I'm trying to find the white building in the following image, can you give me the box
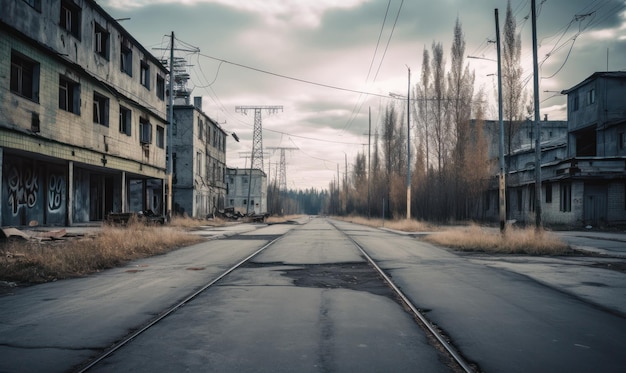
[226,168,267,215]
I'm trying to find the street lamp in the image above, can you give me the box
[389,65,411,220]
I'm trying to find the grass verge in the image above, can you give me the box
[425,225,572,255]
[337,216,572,255]
[1,220,205,284]
[337,215,434,232]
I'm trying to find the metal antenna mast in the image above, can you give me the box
[235,106,283,172]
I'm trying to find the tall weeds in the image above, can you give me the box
[1,221,204,283]
[424,225,571,255]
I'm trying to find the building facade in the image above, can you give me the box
[226,168,267,215]
[482,72,626,227]
[1,0,168,226]
[171,97,227,218]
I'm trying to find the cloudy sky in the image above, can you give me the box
[100,0,626,191]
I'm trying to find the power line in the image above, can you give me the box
[197,52,394,100]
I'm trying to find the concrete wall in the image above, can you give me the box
[171,105,227,218]
[226,168,267,214]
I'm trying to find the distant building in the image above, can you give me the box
[0,0,168,226]
[171,97,227,218]
[482,72,626,226]
[226,168,267,215]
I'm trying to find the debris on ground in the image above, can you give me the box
[106,210,165,225]
[1,227,67,241]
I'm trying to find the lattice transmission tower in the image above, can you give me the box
[235,106,283,172]
[267,146,298,191]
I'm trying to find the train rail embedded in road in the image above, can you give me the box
[329,219,476,373]
[75,236,284,373]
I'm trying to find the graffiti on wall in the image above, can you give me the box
[5,163,66,216]
[6,164,38,216]
[48,174,65,211]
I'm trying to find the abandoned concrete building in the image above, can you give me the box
[171,97,227,218]
[226,168,267,215]
[482,72,626,227]
[0,0,168,226]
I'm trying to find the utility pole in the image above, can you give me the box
[406,66,411,220]
[166,31,174,222]
[368,107,371,219]
[236,106,283,214]
[531,0,543,229]
[495,9,507,234]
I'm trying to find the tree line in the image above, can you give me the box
[270,2,527,222]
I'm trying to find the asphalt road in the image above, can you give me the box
[1,217,625,372]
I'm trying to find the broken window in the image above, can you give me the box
[60,0,81,38]
[94,23,109,59]
[93,91,109,126]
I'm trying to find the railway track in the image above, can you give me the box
[76,220,475,372]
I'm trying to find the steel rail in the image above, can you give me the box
[76,236,283,373]
[330,220,475,373]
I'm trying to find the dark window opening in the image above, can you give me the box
[587,88,595,105]
[560,183,572,212]
[545,183,552,203]
[517,189,523,213]
[59,75,80,114]
[93,91,109,126]
[94,23,109,59]
[10,51,39,101]
[121,45,132,76]
[575,127,597,156]
[140,60,150,89]
[156,125,164,149]
[140,117,152,144]
[156,75,165,100]
[60,0,81,38]
[31,112,40,132]
[119,105,131,136]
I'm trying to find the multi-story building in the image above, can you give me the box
[171,97,227,218]
[226,168,267,215]
[482,72,626,227]
[0,0,168,226]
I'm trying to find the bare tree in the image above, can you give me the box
[430,41,447,173]
[447,18,475,219]
[502,0,526,159]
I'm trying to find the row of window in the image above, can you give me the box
[194,151,225,183]
[55,0,165,98]
[197,117,226,151]
[10,49,164,149]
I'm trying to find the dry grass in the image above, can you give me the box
[424,225,572,255]
[1,221,204,283]
[266,215,305,224]
[337,216,434,232]
[169,215,226,228]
